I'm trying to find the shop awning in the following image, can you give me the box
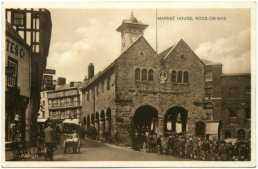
[37,118,48,123]
[63,119,80,125]
[71,119,80,125]
[225,138,237,144]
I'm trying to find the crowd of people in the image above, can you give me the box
[132,132,251,161]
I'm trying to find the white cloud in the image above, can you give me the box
[47,18,120,82]
[195,29,250,73]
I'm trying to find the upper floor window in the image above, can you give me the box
[135,68,140,81]
[229,109,237,118]
[205,87,213,98]
[177,71,183,83]
[142,69,147,81]
[148,69,154,81]
[101,81,104,93]
[86,91,89,101]
[96,85,99,96]
[183,71,189,84]
[106,77,110,90]
[6,58,17,87]
[171,70,177,82]
[60,99,64,107]
[205,70,213,82]
[70,98,73,105]
[229,87,238,98]
[135,68,155,82]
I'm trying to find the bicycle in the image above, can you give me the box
[12,141,23,160]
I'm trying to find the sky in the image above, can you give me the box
[46,8,251,83]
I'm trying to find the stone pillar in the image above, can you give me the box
[95,120,99,135]
[158,117,164,135]
[99,118,105,138]
[91,120,94,126]
[182,121,187,133]
[154,117,158,134]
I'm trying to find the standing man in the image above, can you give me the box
[43,121,56,161]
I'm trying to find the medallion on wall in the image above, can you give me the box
[159,71,167,84]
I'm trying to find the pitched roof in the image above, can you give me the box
[201,59,222,66]
[81,36,156,90]
[158,45,174,59]
[80,62,115,89]
[158,39,205,66]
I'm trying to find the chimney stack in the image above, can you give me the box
[57,77,66,85]
[88,63,94,79]
[70,81,74,87]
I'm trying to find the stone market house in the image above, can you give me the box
[80,13,209,145]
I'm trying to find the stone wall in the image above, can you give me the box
[81,68,117,135]
[115,38,207,144]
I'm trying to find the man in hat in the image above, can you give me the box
[43,121,56,161]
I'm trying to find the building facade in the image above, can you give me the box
[47,82,82,122]
[81,13,210,145]
[5,22,31,143]
[220,74,251,140]
[37,91,49,120]
[6,8,52,140]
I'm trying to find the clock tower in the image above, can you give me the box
[116,12,148,53]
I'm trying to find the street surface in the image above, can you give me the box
[30,139,192,161]
[54,139,192,161]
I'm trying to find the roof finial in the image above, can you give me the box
[131,11,134,18]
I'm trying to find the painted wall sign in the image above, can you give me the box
[6,39,26,59]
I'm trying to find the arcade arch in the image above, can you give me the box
[164,106,188,134]
[133,105,158,135]
[105,108,111,135]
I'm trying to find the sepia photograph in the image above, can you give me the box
[2,2,256,167]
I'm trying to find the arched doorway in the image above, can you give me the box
[91,113,95,126]
[99,110,105,138]
[105,108,111,135]
[164,106,188,134]
[95,112,100,135]
[237,129,246,139]
[86,115,90,131]
[83,116,86,125]
[225,131,231,139]
[134,105,158,135]
[195,121,205,136]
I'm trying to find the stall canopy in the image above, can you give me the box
[206,121,219,135]
[225,138,237,144]
[63,119,80,125]
[37,118,48,123]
